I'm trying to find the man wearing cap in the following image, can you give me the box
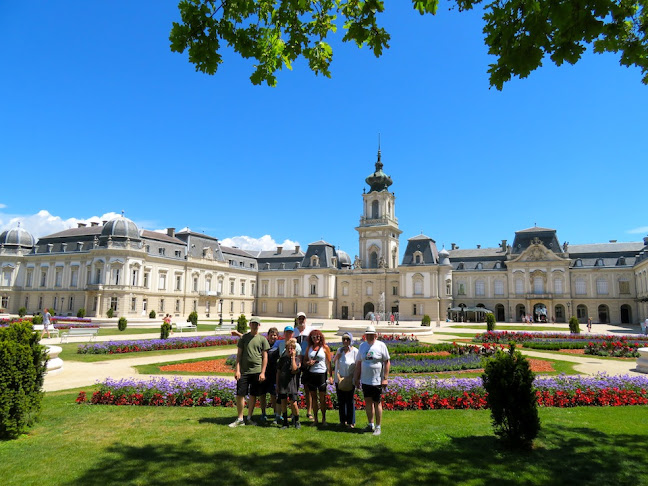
[229,317,270,427]
[278,325,302,356]
[354,325,390,436]
[294,311,315,419]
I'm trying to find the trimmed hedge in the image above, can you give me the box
[0,322,48,439]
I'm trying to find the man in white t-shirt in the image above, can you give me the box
[294,312,314,419]
[354,325,390,436]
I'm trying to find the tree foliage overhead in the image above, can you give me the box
[170,0,648,88]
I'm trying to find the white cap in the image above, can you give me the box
[364,325,377,334]
[249,317,261,325]
[296,312,306,318]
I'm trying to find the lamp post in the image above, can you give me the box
[219,299,223,325]
[567,301,571,319]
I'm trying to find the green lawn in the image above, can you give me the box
[2,391,647,485]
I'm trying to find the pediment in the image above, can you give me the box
[508,242,566,263]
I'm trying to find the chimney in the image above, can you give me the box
[609,240,617,243]
[477,245,481,249]
[77,223,86,228]
[90,222,99,227]
[451,243,456,250]
[501,239,507,249]
[102,220,107,225]
[167,228,175,237]
[644,236,648,246]
[295,245,301,254]
[277,246,283,254]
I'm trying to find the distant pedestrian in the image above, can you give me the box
[41,308,53,339]
[643,317,648,335]
[390,314,395,325]
[587,317,592,333]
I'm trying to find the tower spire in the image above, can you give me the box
[376,133,382,170]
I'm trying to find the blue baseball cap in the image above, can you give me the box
[284,325,294,332]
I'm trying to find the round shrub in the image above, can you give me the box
[187,311,198,327]
[486,313,496,331]
[77,308,86,318]
[160,323,171,339]
[118,317,127,331]
[569,316,581,334]
[421,314,431,326]
[32,314,43,325]
[149,310,156,319]
[18,307,27,318]
[482,344,540,449]
[236,314,248,334]
[106,308,114,319]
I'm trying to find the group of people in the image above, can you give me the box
[230,312,390,436]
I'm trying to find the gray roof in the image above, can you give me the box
[511,227,561,254]
[100,217,141,240]
[141,230,185,245]
[568,242,644,255]
[448,248,505,259]
[301,241,340,269]
[221,246,256,258]
[42,226,102,239]
[401,235,439,265]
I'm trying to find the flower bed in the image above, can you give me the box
[477,330,648,344]
[77,335,239,354]
[478,331,647,357]
[76,373,648,410]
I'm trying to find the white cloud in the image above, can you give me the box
[627,226,648,235]
[220,235,300,252]
[0,210,132,239]
[0,204,6,209]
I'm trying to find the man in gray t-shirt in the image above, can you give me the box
[354,325,390,436]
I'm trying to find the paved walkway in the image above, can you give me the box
[42,319,646,392]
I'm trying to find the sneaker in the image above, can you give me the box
[229,418,245,428]
[364,424,375,433]
[245,418,257,426]
[260,414,267,422]
[294,421,301,429]
[281,423,289,429]
[372,426,382,436]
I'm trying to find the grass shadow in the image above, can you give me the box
[66,422,648,486]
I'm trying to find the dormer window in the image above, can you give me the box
[494,262,501,269]
[476,262,483,270]
[413,250,423,264]
[574,259,583,267]
[595,258,604,267]
[457,262,464,270]
[311,255,319,267]
[617,257,626,266]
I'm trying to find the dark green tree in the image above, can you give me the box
[118,317,128,332]
[482,344,540,448]
[187,311,199,327]
[170,0,648,89]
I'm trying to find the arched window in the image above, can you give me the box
[371,200,379,219]
[370,252,378,268]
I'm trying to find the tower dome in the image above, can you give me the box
[365,149,393,193]
[438,247,451,265]
[337,249,352,268]
[100,215,141,241]
[0,225,35,248]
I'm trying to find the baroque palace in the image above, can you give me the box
[1,153,648,325]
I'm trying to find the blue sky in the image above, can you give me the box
[1,1,646,256]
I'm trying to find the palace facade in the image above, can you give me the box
[1,152,648,324]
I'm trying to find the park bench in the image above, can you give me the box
[311,322,324,329]
[174,322,198,333]
[32,324,60,338]
[60,328,100,343]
